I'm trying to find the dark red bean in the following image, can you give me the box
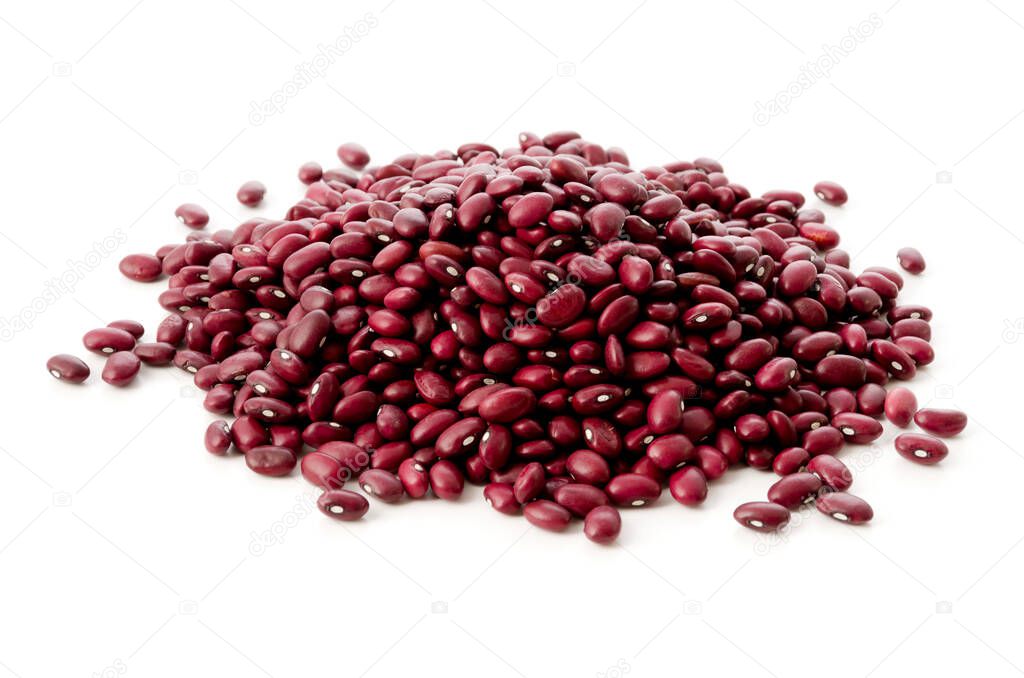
[47,354,90,383]
[605,473,661,507]
[832,412,883,444]
[120,254,163,282]
[896,247,925,274]
[767,472,822,509]
[83,328,136,355]
[668,467,708,506]
[807,454,852,491]
[884,387,917,427]
[484,483,520,515]
[337,142,370,170]
[245,445,296,476]
[102,351,141,386]
[813,180,848,206]
[429,460,464,499]
[894,433,948,464]
[236,180,266,206]
[358,469,404,502]
[583,505,621,544]
[733,501,790,532]
[175,203,209,229]
[523,499,572,531]
[318,489,369,520]
[816,492,872,524]
[513,462,546,503]
[553,483,609,517]
[913,408,967,437]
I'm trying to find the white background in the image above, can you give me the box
[1,1,1021,676]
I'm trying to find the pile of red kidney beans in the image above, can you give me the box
[46,131,967,543]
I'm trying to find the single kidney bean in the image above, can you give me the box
[236,180,266,206]
[317,489,369,521]
[913,408,967,437]
[83,327,136,355]
[896,247,925,274]
[584,505,621,544]
[398,458,430,499]
[359,469,404,502]
[553,483,609,517]
[47,354,90,383]
[884,387,917,427]
[767,472,822,509]
[605,473,661,507]
[773,447,810,475]
[523,500,572,531]
[813,180,848,206]
[175,203,209,229]
[733,501,790,532]
[832,412,883,444]
[816,492,872,524]
[668,467,708,506]
[245,445,296,476]
[807,454,852,490]
[894,433,948,464]
[429,460,464,499]
[513,462,546,503]
[102,351,141,386]
[120,254,163,281]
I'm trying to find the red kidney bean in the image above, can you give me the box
[245,445,296,476]
[773,447,810,475]
[895,432,948,464]
[913,408,967,437]
[813,180,848,206]
[523,499,572,531]
[668,467,707,506]
[807,454,852,491]
[47,354,90,383]
[832,412,883,444]
[67,131,962,541]
[584,505,621,544]
[767,472,822,509]
[236,180,266,206]
[884,387,917,427]
[398,458,429,498]
[337,142,370,170]
[102,351,141,386]
[733,501,790,532]
[318,489,369,520]
[120,254,163,282]
[605,473,661,507]
[816,492,872,524]
[175,203,209,229]
[484,483,519,515]
[359,469,404,502]
[513,462,546,503]
[429,460,464,499]
[553,483,609,517]
[896,247,925,274]
[83,327,136,355]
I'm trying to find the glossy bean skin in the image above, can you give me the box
[767,473,822,509]
[894,433,948,464]
[583,505,621,544]
[71,130,960,539]
[523,500,572,531]
[102,352,141,386]
[884,387,917,427]
[816,492,873,524]
[813,180,848,206]
[733,501,790,532]
[913,408,967,437]
[318,489,369,520]
[47,354,90,383]
[668,467,708,506]
[896,247,925,274]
